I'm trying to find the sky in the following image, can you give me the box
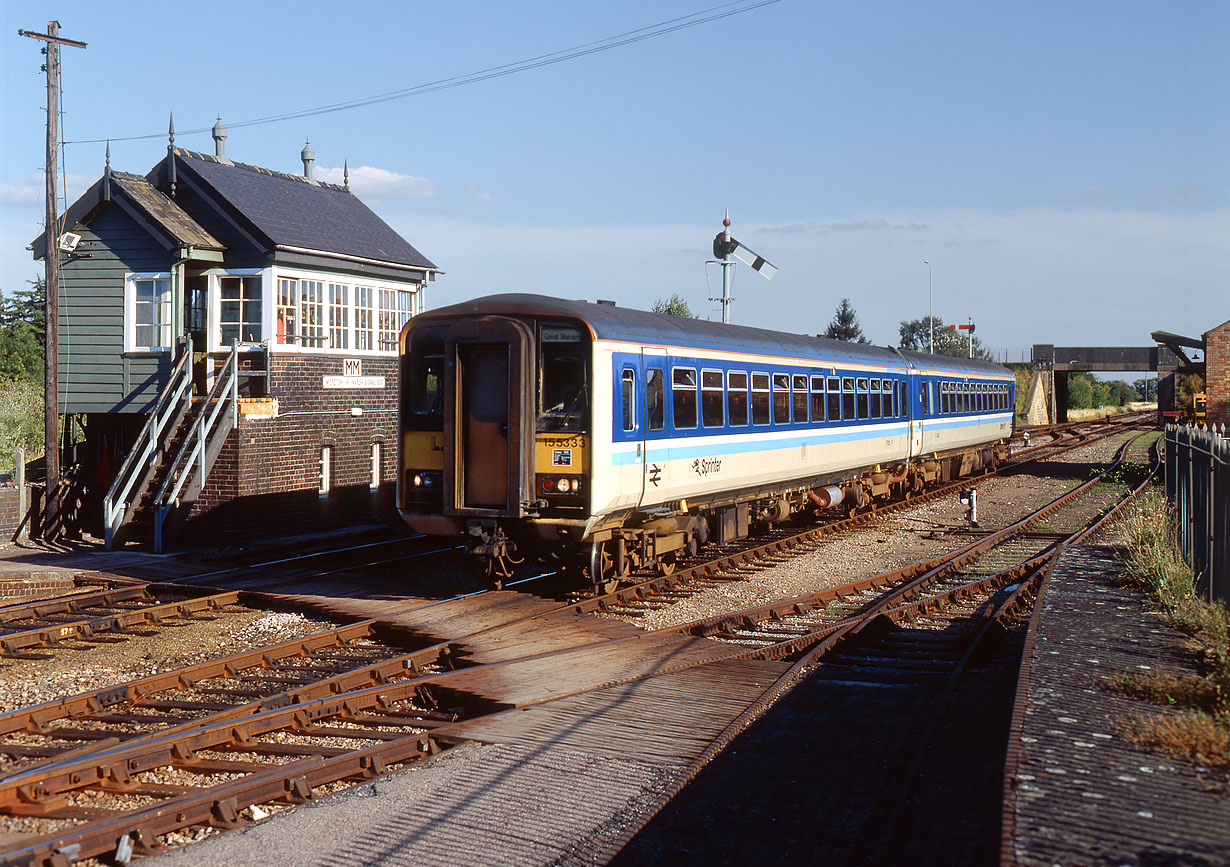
[1,1,1227,360]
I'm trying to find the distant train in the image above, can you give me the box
[398,294,1014,590]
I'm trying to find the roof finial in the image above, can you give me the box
[343,159,349,191]
[211,114,231,164]
[300,139,317,184]
[103,139,112,202]
[167,112,177,197]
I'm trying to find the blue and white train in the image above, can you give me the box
[398,294,1015,588]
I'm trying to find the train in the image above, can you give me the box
[398,294,1015,590]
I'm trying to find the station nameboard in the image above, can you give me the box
[323,375,386,389]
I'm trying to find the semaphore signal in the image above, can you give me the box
[708,210,777,325]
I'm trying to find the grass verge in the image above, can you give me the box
[1107,492,1229,771]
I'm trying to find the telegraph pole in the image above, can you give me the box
[19,21,87,539]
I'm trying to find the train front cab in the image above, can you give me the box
[399,314,592,580]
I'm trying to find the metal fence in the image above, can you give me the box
[1164,423,1229,604]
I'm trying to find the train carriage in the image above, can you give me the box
[399,294,1014,589]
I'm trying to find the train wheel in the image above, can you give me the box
[657,552,677,577]
[588,541,625,595]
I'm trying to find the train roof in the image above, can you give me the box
[419,294,1010,377]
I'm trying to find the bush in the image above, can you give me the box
[0,379,43,479]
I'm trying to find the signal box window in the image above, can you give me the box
[129,276,172,351]
[727,372,748,426]
[621,369,636,432]
[811,376,826,422]
[828,377,841,421]
[773,374,790,424]
[646,368,665,431]
[219,275,262,345]
[319,445,332,498]
[869,379,882,419]
[702,370,724,427]
[752,373,771,425]
[673,368,698,429]
[842,377,855,421]
[538,325,588,433]
[857,378,869,420]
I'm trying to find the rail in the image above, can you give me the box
[153,342,240,552]
[102,337,194,549]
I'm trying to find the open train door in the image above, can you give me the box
[442,317,535,517]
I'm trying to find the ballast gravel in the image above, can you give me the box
[0,608,336,712]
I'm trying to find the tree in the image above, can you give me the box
[651,294,697,318]
[1105,380,1136,407]
[824,298,870,343]
[1132,377,1157,401]
[1067,371,1095,409]
[1177,373,1206,420]
[0,278,44,383]
[898,316,994,360]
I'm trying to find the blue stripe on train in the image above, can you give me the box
[609,413,1009,467]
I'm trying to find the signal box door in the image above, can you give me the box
[443,317,534,517]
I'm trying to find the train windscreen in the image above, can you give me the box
[403,329,445,430]
[537,324,589,432]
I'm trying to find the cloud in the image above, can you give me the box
[465,182,494,205]
[821,218,930,233]
[0,173,95,207]
[315,165,436,200]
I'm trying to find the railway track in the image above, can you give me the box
[0,417,1154,864]
[606,431,1161,864]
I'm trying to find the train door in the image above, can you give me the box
[639,347,667,508]
[443,317,534,516]
[906,370,924,459]
[615,357,645,509]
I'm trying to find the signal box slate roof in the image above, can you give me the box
[167,149,437,270]
[30,169,224,257]
[420,294,1009,377]
[111,171,223,250]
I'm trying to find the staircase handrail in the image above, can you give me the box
[152,342,240,552]
[103,337,193,549]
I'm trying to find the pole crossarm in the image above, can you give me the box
[17,29,88,48]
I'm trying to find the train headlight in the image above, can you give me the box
[539,475,581,495]
[413,474,423,487]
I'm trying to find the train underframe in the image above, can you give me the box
[455,439,1009,592]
